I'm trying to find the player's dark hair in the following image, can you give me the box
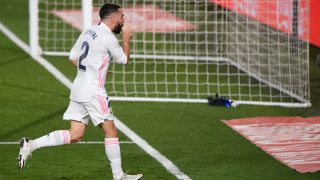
[99,3,121,20]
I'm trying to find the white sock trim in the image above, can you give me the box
[105,138,119,146]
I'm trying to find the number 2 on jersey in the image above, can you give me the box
[78,41,89,71]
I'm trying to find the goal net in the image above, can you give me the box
[31,0,310,107]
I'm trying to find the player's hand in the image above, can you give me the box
[122,25,132,40]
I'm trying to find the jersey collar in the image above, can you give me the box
[99,22,112,33]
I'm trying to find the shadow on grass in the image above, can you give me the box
[0,107,67,140]
[0,82,69,98]
[0,54,28,66]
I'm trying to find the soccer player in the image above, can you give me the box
[17,3,143,180]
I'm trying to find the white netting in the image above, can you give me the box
[35,0,310,106]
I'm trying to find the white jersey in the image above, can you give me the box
[69,22,127,102]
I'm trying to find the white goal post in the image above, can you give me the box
[29,0,311,107]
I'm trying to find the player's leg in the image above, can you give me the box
[17,121,86,170]
[68,120,87,143]
[17,121,87,170]
[100,119,124,179]
[88,95,142,180]
[25,120,86,150]
[100,121,142,180]
[17,100,89,170]
[31,100,89,149]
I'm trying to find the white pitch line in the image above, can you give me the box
[0,141,134,145]
[77,141,134,144]
[114,118,191,180]
[0,22,72,89]
[0,21,191,180]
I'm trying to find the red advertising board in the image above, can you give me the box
[223,116,320,173]
[51,5,196,33]
[210,0,319,47]
[310,0,320,47]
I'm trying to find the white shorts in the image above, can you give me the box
[63,95,114,126]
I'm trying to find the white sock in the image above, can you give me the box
[105,138,124,179]
[31,130,70,151]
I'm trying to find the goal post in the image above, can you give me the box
[82,0,93,31]
[29,0,311,107]
[29,0,39,56]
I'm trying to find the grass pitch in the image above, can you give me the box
[0,0,320,179]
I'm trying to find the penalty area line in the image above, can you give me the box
[0,22,191,180]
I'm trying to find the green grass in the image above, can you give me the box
[1,0,320,179]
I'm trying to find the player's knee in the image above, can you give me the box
[106,129,118,138]
[104,125,118,138]
[69,130,85,143]
[100,121,118,138]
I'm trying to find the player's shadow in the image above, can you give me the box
[0,54,28,66]
[0,82,69,99]
[0,107,67,140]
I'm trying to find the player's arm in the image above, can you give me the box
[68,31,84,67]
[69,41,81,67]
[121,25,132,63]
[107,25,132,64]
